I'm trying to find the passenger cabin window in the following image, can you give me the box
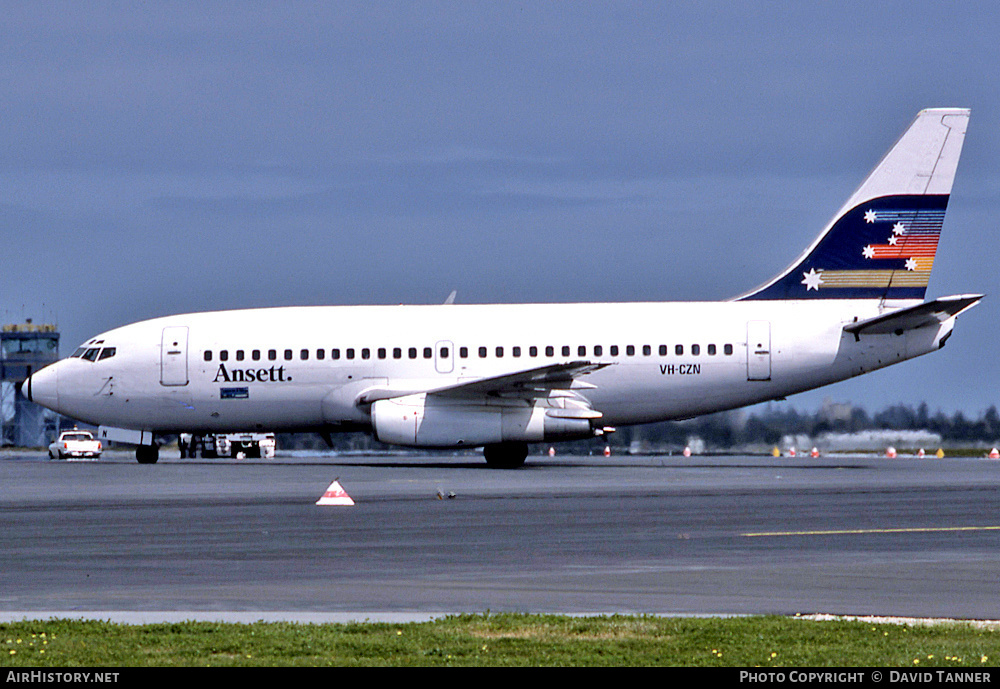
[724,344,733,355]
[642,345,651,356]
[423,347,433,359]
[459,347,468,358]
[236,350,245,361]
[692,344,700,355]
[707,344,716,355]
[479,347,487,358]
[659,345,667,356]
[268,349,277,361]
[545,346,554,357]
[252,350,261,361]
[220,350,229,361]
[675,345,683,355]
[626,345,635,356]
[610,345,619,356]
[594,345,603,356]
[204,351,212,362]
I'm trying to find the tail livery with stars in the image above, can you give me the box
[22,108,981,467]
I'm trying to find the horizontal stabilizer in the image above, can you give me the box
[844,294,983,336]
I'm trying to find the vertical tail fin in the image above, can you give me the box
[738,108,969,301]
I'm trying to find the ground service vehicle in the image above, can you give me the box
[180,432,276,459]
[48,430,102,459]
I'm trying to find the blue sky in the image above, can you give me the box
[2,2,998,414]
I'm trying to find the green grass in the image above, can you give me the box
[2,614,999,667]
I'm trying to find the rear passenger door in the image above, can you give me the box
[746,321,771,381]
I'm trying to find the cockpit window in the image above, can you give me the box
[81,348,100,362]
[97,347,116,361]
[71,347,87,358]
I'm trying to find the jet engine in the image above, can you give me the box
[370,393,599,448]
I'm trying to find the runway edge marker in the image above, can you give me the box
[316,478,355,506]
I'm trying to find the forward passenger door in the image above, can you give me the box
[160,326,189,386]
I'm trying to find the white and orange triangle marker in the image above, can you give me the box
[316,479,355,506]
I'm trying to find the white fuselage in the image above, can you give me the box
[28,298,949,442]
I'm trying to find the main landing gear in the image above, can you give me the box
[483,442,529,469]
[135,444,159,464]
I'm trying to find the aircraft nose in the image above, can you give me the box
[22,364,60,412]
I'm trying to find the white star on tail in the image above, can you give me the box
[905,258,918,271]
[801,268,824,291]
[893,222,906,235]
[863,245,875,259]
[864,209,877,223]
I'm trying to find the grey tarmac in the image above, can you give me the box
[2,450,999,623]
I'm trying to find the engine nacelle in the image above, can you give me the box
[371,394,596,448]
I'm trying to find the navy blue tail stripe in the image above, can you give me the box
[740,194,948,301]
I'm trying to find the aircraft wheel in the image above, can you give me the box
[483,442,529,469]
[136,444,159,464]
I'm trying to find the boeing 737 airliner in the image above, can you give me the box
[22,109,982,467]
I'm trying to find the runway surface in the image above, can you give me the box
[3,450,1000,623]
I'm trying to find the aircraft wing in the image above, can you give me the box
[355,361,611,405]
[428,360,610,398]
[844,294,983,337]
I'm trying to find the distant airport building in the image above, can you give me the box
[1,320,59,447]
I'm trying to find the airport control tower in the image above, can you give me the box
[1,320,59,447]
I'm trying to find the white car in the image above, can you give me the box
[49,430,103,459]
